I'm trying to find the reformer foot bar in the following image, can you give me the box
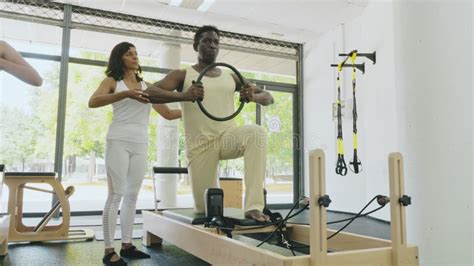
[142,149,419,265]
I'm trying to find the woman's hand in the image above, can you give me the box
[123,89,150,103]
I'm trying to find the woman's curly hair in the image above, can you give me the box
[105,42,143,81]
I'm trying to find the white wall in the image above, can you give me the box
[393,0,472,265]
[304,0,473,265]
[304,1,397,219]
[303,25,366,213]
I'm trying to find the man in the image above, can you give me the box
[146,25,274,222]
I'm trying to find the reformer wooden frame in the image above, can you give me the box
[142,149,419,265]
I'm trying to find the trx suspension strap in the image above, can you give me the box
[335,62,347,176]
[349,52,362,173]
[331,50,374,176]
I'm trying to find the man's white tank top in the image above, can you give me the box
[180,66,236,161]
[106,80,151,143]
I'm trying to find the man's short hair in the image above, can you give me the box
[193,25,220,49]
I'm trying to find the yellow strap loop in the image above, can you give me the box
[350,52,357,63]
[350,52,357,80]
[337,138,344,154]
[353,133,358,149]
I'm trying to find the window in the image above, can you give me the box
[1,6,301,215]
[262,91,294,204]
[0,19,62,213]
[63,62,109,211]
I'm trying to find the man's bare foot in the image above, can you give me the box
[245,209,270,222]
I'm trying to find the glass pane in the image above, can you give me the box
[0,58,59,172]
[70,28,160,67]
[1,19,61,212]
[262,91,294,204]
[181,44,296,82]
[63,62,109,212]
[242,70,296,85]
[177,121,192,207]
[0,18,62,56]
[141,72,166,210]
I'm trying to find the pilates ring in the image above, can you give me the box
[193,62,246,122]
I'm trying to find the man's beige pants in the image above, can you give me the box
[188,125,267,213]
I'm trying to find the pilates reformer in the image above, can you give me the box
[142,149,419,265]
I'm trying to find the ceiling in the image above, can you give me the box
[2,1,368,76]
[56,0,368,43]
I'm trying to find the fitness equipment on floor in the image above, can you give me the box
[3,172,94,244]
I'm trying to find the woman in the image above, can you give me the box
[0,40,43,86]
[89,42,181,266]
